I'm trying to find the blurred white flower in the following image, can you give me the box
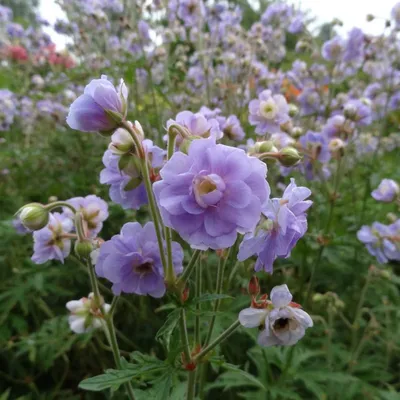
[66,292,110,334]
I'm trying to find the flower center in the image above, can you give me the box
[273,318,290,332]
[259,99,278,119]
[134,261,153,276]
[193,173,225,208]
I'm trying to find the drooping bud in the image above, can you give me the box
[109,127,135,155]
[180,136,202,154]
[75,240,93,259]
[18,203,49,231]
[278,147,302,167]
[248,276,260,296]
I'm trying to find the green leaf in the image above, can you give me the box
[155,308,181,350]
[79,364,168,392]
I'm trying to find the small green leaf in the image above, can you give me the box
[155,308,181,350]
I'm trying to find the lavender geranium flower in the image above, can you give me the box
[176,0,206,27]
[344,99,372,126]
[248,90,290,135]
[64,195,108,237]
[66,75,128,133]
[357,222,400,264]
[299,131,331,180]
[219,115,245,141]
[238,179,312,273]
[371,179,399,203]
[66,293,110,334]
[95,222,183,297]
[167,110,223,145]
[153,138,270,250]
[343,28,365,63]
[32,212,73,264]
[239,284,313,346]
[322,36,345,61]
[100,139,165,210]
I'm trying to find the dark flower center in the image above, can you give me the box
[134,262,153,275]
[273,318,290,332]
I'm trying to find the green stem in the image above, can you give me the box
[121,121,168,276]
[44,201,76,214]
[180,308,191,362]
[195,258,202,346]
[204,247,233,346]
[109,296,120,316]
[186,370,196,400]
[177,250,202,287]
[195,320,241,362]
[105,317,136,400]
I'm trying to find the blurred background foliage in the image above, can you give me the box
[0,0,400,399]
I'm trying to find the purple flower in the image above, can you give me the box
[248,90,290,135]
[344,28,365,63]
[238,179,312,273]
[138,20,150,41]
[220,115,245,141]
[64,195,108,237]
[66,75,128,133]
[299,131,331,180]
[391,3,400,28]
[357,222,400,264]
[167,111,223,145]
[176,0,206,27]
[344,99,372,126]
[32,213,73,264]
[95,222,183,297]
[100,139,165,210]
[297,88,322,116]
[153,138,270,250]
[322,36,345,61]
[371,179,399,202]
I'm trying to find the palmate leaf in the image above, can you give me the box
[78,363,169,392]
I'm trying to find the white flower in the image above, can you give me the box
[66,293,110,334]
[238,284,313,347]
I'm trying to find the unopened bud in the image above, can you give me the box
[109,127,134,155]
[312,293,324,302]
[387,212,397,223]
[180,136,202,154]
[248,276,260,296]
[343,103,357,119]
[278,147,302,167]
[366,14,374,22]
[75,240,93,259]
[288,104,299,117]
[292,127,303,138]
[18,203,49,231]
[257,140,275,153]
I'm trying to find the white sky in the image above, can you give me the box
[39,0,396,49]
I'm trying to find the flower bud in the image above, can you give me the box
[75,240,93,259]
[248,276,260,296]
[366,14,374,22]
[278,147,302,167]
[257,140,275,153]
[18,203,49,231]
[343,103,357,119]
[180,136,202,154]
[288,104,299,117]
[292,127,303,138]
[109,127,134,155]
